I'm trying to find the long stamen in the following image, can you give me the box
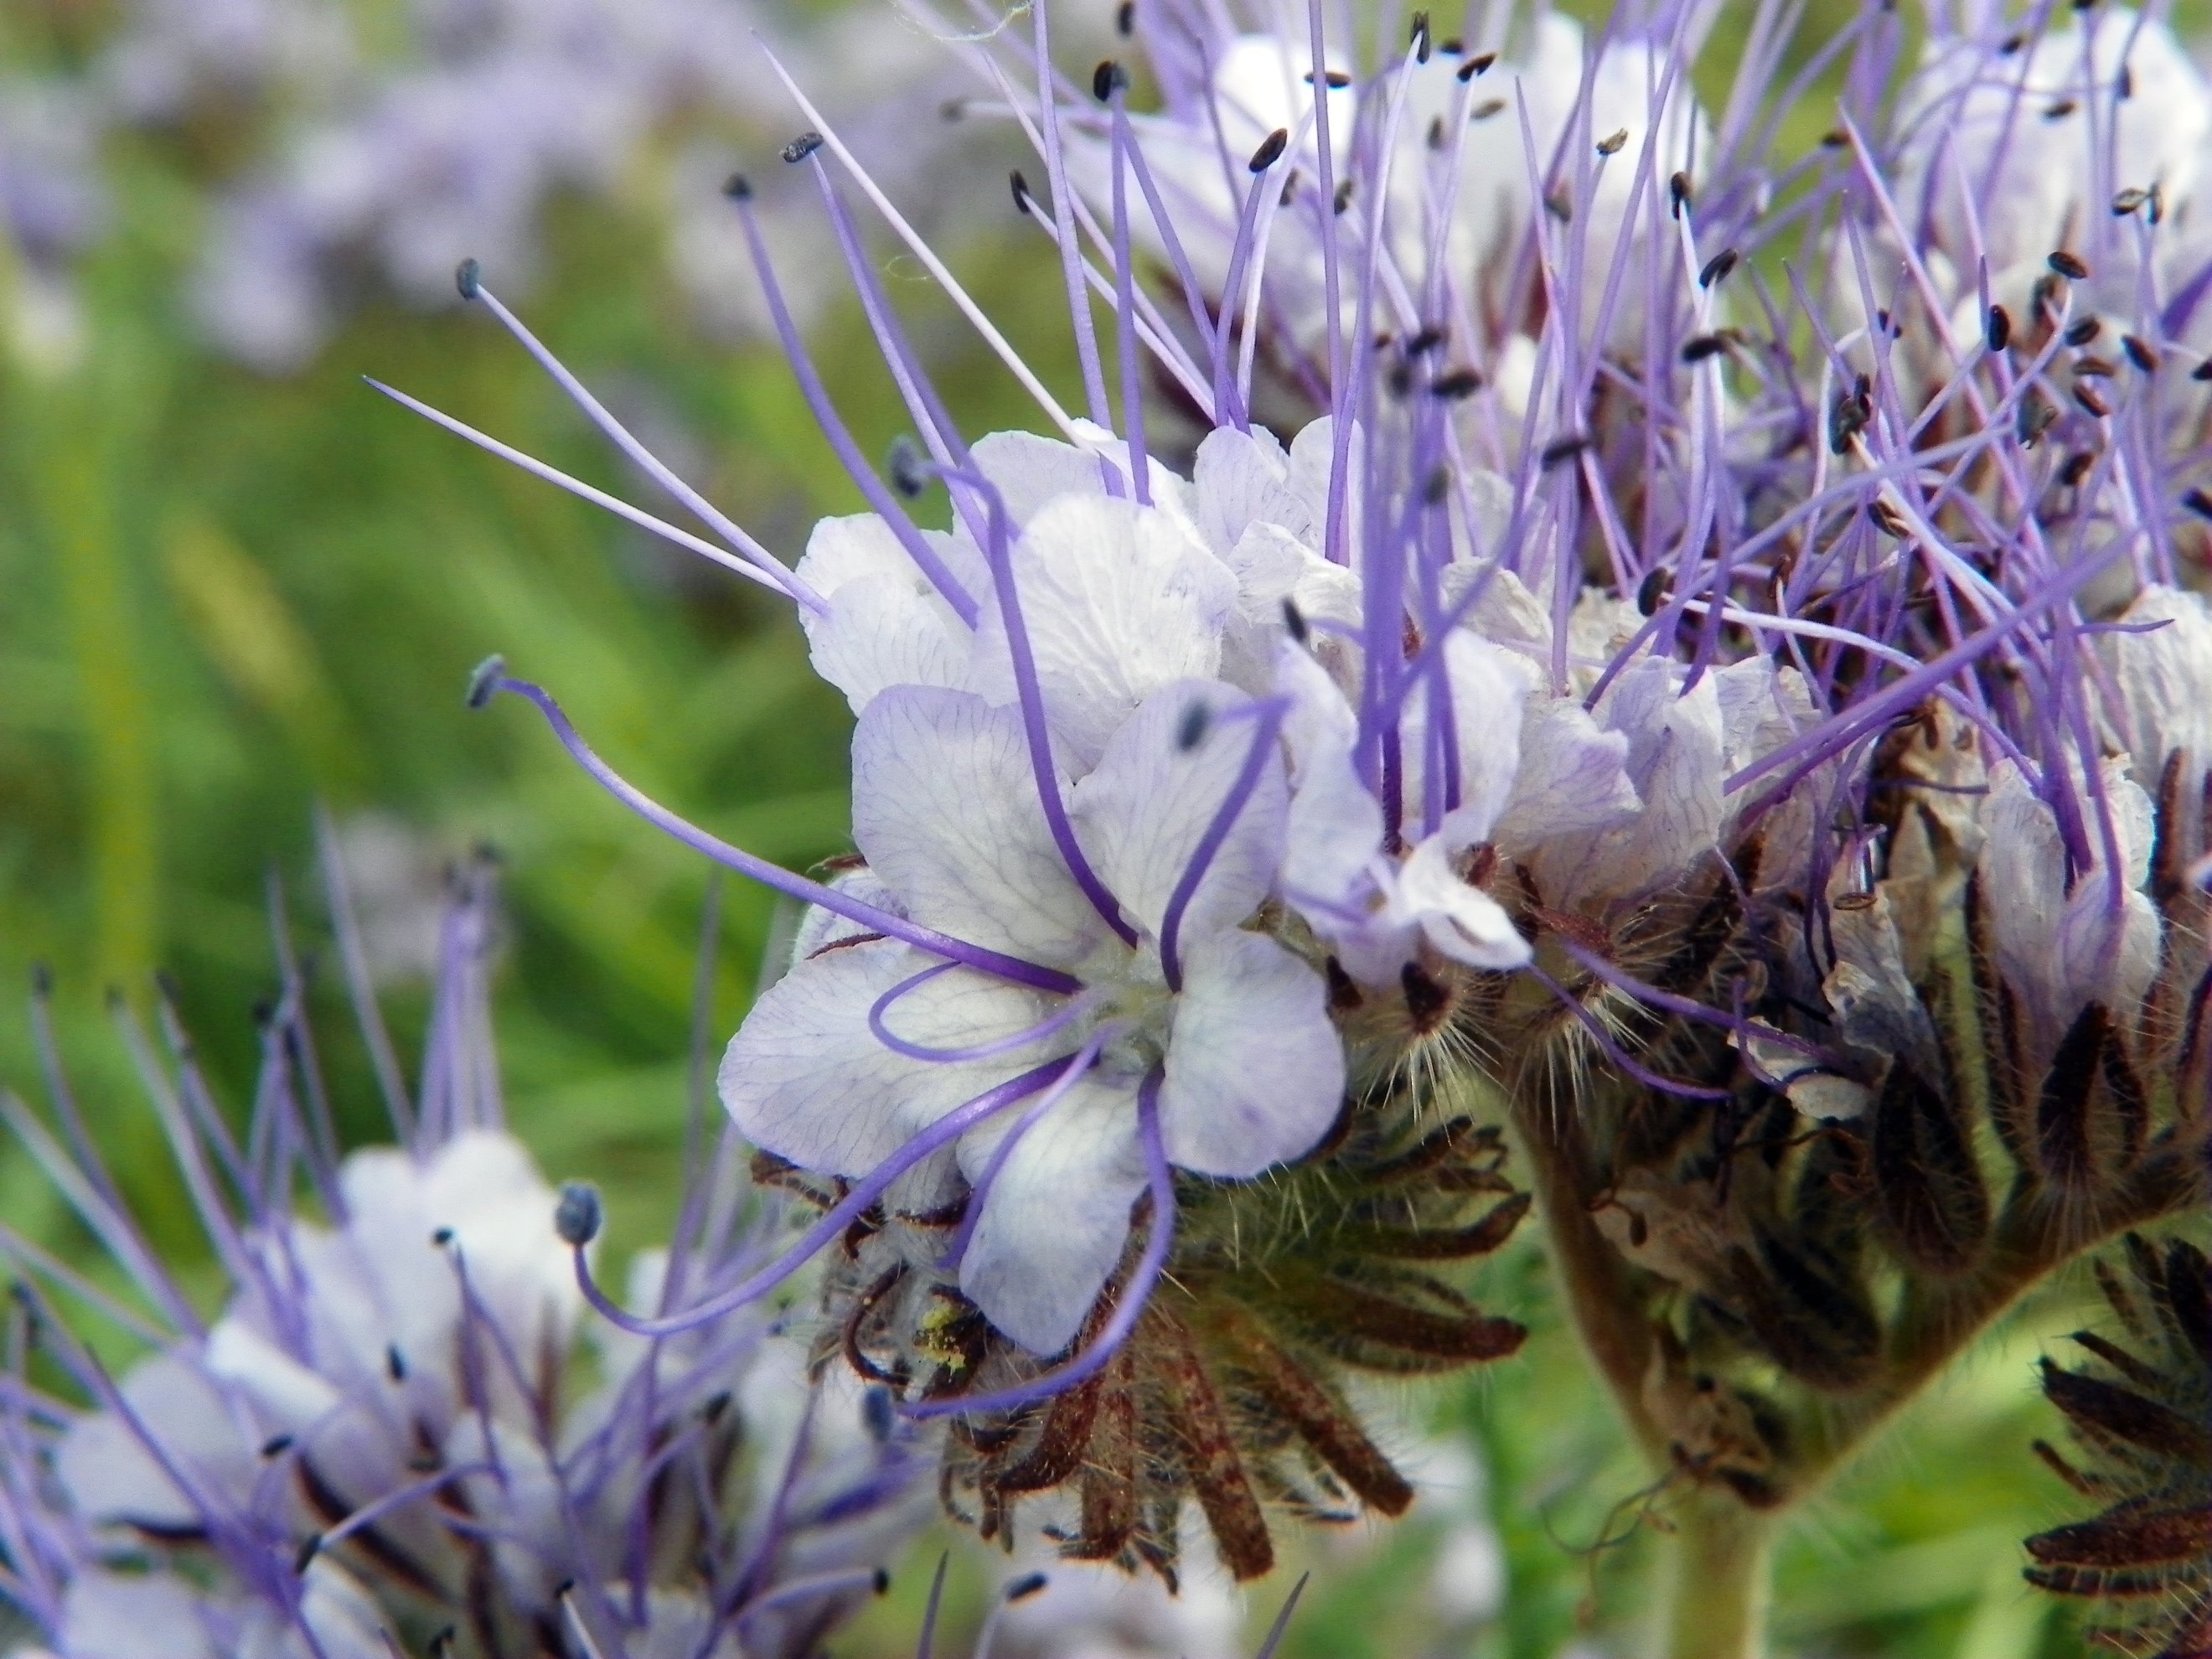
[1102,67,1153,506]
[729,173,982,625]
[1160,698,1286,988]
[945,1025,1117,1267]
[903,1067,1174,1418]
[867,963,1093,1062]
[941,464,1138,945]
[364,379,814,607]
[566,1058,1071,1339]
[454,272,814,607]
[484,669,1081,995]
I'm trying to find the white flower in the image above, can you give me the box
[1977,757,2162,1050]
[721,680,1344,1355]
[2097,583,2212,798]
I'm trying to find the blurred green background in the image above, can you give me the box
[0,0,2121,1652]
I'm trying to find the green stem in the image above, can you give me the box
[1655,1496,1773,1659]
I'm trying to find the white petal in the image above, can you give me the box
[58,1573,218,1659]
[851,685,1100,966]
[1192,424,1314,556]
[1160,929,1344,1177]
[1399,633,1536,850]
[1072,680,1289,943]
[2101,584,2212,792]
[720,938,1053,1178]
[55,1352,256,1529]
[1388,835,1532,970]
[1275,643,1382,915]
[793,514,981,714]
[1492,695,1641,850]
[971,494,1238,771]
[969,427,1191,530]
[959,1074,1148,1354]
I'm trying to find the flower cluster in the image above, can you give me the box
[0,844,930,1658]
[6,0,1072,371]
[390,0,2212,1632]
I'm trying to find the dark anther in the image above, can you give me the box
[1544,187,1572,222]
[1636,566,1671,616]
[386,1343,408,1382]
[2000,30,2025,50]
[2074,355,2115,378]
[1423,465,1450,505]
[701,1390,733,1424]
[2016,390,2057,447]
[2048,249,2090,280]
[2123,335,2158,372]
[1281,597,1309,643]
[872,1568,892,1594]
[431,1226,454,1247]
[1176,700,1212,752]
[2113,186,2149,215]
[1093,60,1129,101]
[1427,115,1446,151]
[1457,50,1497,80]
[1986,303,2012,353]
[1819,127,1851,148]
[2183,488,2212,521]
[1334,179,1354,215]
[723,173,752,201]
[453,257,483,300]
[295,1534,323,1574]
[1681,333,1728,363]
[1867,499,1910,536]
[1387,361,1414,399]
[1440,37,1465,54]
[29,963,51,997]
[2073,382,2111,419]
[2118,63,2132,97]
[1429,367,1485,399]
[1116,0,1134,34]
[1010,170,1031,215]
[1411,11,1431,61]
[781,132,825,164]
[2044,97,2078,120]
[1670,170,1693,217]
[1406,326,1445,356]
[1540,434,1588,468]
[1828,384,1871,455]
[2060,451,2096,488]
[1248,127,1289,173]
[1470,96,1507,121]
[887,434,930,499]
[555,1181,604,1247]
[940,96,968,121]
[2065,317,2101,347]
[1303,69,1353,88]
[2148,182,2165,223]
[1400,963,1450,1030]
[1698,248,1739,289]
[261,1434,295,1459]
[1006,1572,1051,1602]
[1596,127,1629,156]
[465,655,505,710]
[2194,359,2212,382]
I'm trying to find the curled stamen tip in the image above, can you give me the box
[781,132,825,164]
[724,173,753,201]
[1249,127,1289,173]
[555,1181,604,1247]
[1005,1572,1049,1602]
[1010,169,1032,215]
[1596,127,1629,156]
[887,434,930,499]
[465,654,507,710]
[1093,59,1129,101]
[1176,700,1212,752]
[454,257,481,300]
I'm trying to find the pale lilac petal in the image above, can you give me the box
[1492,695,1639,848]
[793,514,982,713]
[2100,584,2212,792]
[1072,680,1289,943]
[55,1352,257,1529]
[720,938,1050,1178]
[969,495,1238,771]
[57,1572,219,1659]
[1275,643,1381,914]
[1389,835,1532,970]
[851,685,1099,966]
[1160,929,1342,1177]
[1192,424,1316,556]
[1399,634,1536,850]
[958,1074,1148,1354]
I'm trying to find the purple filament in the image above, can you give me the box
[571,1058,1072,1339]
[944,1025,1118,1269]
[867,963,1094,1063]
[490,673,1081,996]
[903,1067,1174,1419]
[1160,698,1287,990]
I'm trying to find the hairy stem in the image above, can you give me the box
[1655,1495,1773,1659]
